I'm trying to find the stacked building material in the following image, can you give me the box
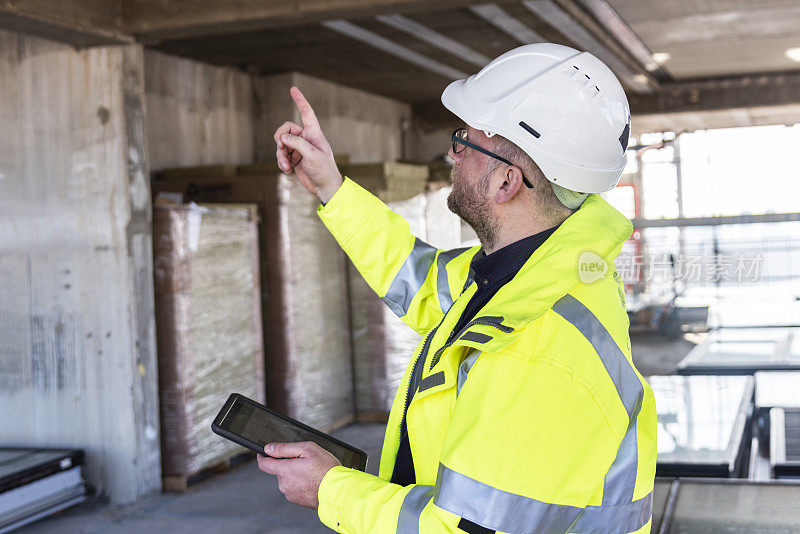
[0,449,86,532]
[341,163,464,419]
[152,170,353,433]
[154,203,264,481]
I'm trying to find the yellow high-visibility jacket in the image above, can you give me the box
[316,177,656,534]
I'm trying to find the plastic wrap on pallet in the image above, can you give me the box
[345,166,433,418]
[151,171,353,435]
[154,203,264,477]
[279,176,353,431]
[349,193,428,416]
[425,184,462,250]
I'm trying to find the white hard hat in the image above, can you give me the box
[441,43,631,194]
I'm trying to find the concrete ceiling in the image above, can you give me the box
[608,0,800,79]
[4,0,800,134]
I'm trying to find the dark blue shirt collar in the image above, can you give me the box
[470,226,559,288]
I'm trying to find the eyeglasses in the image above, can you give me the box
[451,128,533,188]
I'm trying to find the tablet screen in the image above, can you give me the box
[221,397,364,470]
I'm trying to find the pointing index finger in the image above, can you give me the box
[290,86,321,133]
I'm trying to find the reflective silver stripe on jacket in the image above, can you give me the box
[433,463,582,534]
[552,294,650,531]
[396,484,433,534]
[551,294,643,423]
[601,421,639,505]
[456,350,480,398]
[436,247,471,313]
[570,491,653,534]
[383,238,437,317]
[434,463,653,534]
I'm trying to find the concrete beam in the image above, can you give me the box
[572,0,669,80]
[125,0,508,43]
[0,0,131,47]
[419,70,800,133]
[629,71,800,116]
[632,104,800,136]
[522,0,656,93]
[321,19,469,80]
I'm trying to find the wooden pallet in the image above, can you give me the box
[162,451,255,492]
[355,411,389,424]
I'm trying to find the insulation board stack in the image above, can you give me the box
[154,203,264,480]
[342,163,466,419]
[152,169,353,432]
[0,449,86,533]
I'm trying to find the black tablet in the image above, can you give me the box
[211,393,368,471]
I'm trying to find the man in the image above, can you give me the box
[257,43,656,534]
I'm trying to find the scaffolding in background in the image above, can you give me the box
[610,131,800,332]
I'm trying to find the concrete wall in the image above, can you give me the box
[0,30,160,504]
[0,35,415,505]
[254,71,411,164]
[408,121,456,162]
[145,59,410,170]
[144,50,255,172]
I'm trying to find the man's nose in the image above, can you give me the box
[448,145,462,163]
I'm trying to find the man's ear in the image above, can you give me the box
[495,165,524,204]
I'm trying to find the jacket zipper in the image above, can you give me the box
[398,323,440,443]
[398,315,513,443]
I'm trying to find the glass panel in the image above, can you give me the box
[667,481,800,533]
[704,341,778,360]
[647,376,750,467]
[679,328,800,371]
[755,371,800,410]
[714,328,793,343]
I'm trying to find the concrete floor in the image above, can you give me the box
[19,424,385,534]
[19,334,695,533]
[629,331,700,377]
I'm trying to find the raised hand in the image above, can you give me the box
[274,87,343,203]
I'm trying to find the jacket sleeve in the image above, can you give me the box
[317,344,624,534]
[317,177,475,335]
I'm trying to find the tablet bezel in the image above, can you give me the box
[211,393,368,471]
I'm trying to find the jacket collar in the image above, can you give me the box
[470,193,632,333]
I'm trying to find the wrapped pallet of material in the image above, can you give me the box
[280,176,354,431]
[152,170,353,432]
[341,162,429,203]
[425,183,463,250]
[154,203,264,479]
[340,163,431,419]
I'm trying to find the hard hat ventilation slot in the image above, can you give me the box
[518,121,541,139]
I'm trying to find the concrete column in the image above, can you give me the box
[0,30,160,504]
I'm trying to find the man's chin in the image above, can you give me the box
[446,191,462,219]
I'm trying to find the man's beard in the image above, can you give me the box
[447,164,498,249]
